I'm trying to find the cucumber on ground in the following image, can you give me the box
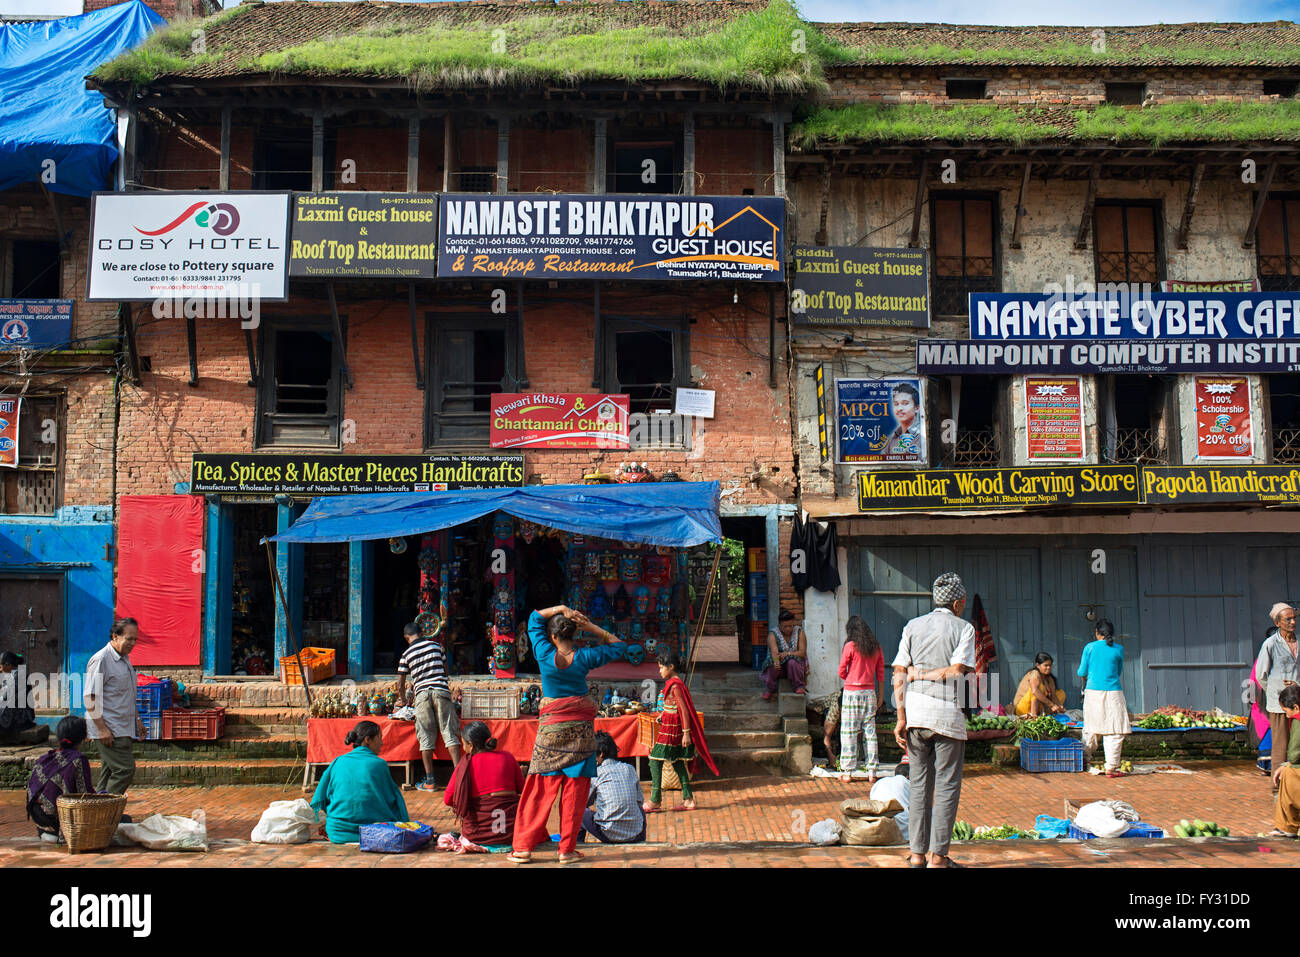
[1174,825,1190,838]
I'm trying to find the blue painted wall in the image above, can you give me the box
[0,506,115,714]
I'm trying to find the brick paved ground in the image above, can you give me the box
[3,761,1296,867]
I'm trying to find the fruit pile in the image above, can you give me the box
[1174,818,1229,837]
[1138,708,1242,729]
[966,714,1017,732]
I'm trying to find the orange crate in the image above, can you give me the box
[750,621,769,645]
[161,707,226,741]
[638,710,704,749]
[747,548,766,572]
[279,648,336,685]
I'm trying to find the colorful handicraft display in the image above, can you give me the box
[619,553,642,582]
[489,513,516,678]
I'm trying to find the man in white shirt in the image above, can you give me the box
[84,618,145,795]
[892,572,975,869]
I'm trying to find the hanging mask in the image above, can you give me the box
[493,641,516,668]
[518,520,539,544]
[600,552,619,581]
[588,588,611,619]
[585,552,601,576]
[634,585,652,616]
[567,557,584,582]
[624,643,645,667]
[616,620,633,640]
[631,621,644,641]
[492,514,514,541]
[620,554,642,582]
[644,556,670,585]
[582,573,600,596]
[492,588,514,633]
[612,584,632,620]
[645,636,658,655]
[658,586,673,622]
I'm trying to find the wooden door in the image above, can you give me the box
[0,574,64,708]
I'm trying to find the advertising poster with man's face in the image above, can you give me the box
[835,378,927,465]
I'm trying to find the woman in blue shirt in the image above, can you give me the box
[509,604,625,865]
[1077,619,1131,778]
[310,720,409,843]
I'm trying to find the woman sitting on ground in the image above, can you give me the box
[1012,653,1068,717]
[445,720,525,849]
[310,720,409,844]
[26,715,94,844]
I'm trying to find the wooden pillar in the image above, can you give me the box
[442,114,455,192]
[274,503,303,666]
[1075,165,1100,251]
[496,115,510,194]
[1009,161,1032,250]
[771,114,786,197]
[908,159,928,248]
[219,104,231,191]
[347,540,373,678]
[594,117,607,194]
[683,112,695,196]
[1176,163,1205,250]
[311,109,324,192]
[1243,160,1278,249]
[202,499,233,676]
[406,115,420,193]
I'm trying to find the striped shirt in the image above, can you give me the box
[397,639,450,696]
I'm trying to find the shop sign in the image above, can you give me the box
[87,191,291,301]
[437,194,784,282]
[1142,465,1300,505]
[836,378,926,465]
[917,338,1300,375]
[0,395,19,468]
[289,192,437,279]
[1161,278,1260,293]
[790,246,929,327]
[1193,376,1254,460]
[191,453,525,495]
[0,300,72,351]
[489,393,630,449]
[970,292,1300,342]
[1024,376,1085,461]
[857,465,1142,512]
[674,388,715,419]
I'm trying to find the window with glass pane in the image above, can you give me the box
[614,327,674,413]
[429,324,508,445]
[5,241,61,298]
[931,194,998,315]
[1095,202,1162,284]
[1258,195,1300,293]
[1,395,60,515]
[257,324,341,447]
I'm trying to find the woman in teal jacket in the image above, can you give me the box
[1078,619,1132,778]
[311,720,409,843]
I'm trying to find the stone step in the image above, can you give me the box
[689,670,768,692]
[687,691,781,713]
[710,747,790,777]
[91,758,306,788]
[707,731,785,750]
[223,707,308,733]
[133,736,306,761]
[705,711,783,732]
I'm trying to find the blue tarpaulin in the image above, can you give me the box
[267,481,723,548]
[0,1,163,197]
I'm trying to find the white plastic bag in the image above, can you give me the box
[251,799,317,845]
[808,818,841,845]
[1074,800,1137,838]
[116,810,209,852]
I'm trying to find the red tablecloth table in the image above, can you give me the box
[306,714,647,768]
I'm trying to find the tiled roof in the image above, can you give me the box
[819,21,1300,67]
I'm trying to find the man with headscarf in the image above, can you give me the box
[892,572,975,869]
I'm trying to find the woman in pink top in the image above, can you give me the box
[837,616,886,783]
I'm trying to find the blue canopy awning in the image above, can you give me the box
[266,481,722,548]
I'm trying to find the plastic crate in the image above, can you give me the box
[1068,821,1164,840]
[748,598,769,619]
[279,648,337,686]
[1020,737,1085,773]
[161,707,226,741]
[460,688,520,720]
[747,571,767,589]
[747,549,766,572]
[140,715,162,741]
[751,645,768,670]
[136,681,172,716]
[750,621,769,645]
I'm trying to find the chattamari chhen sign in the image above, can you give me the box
[289,193,438,279]
[857,466,1143,511]
[191,453,524,495]
[490,393,630,449]
[437,194,784,282]
[790,246,929,327]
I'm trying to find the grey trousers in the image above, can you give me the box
[95,737,136,795]
[907,728,965,857]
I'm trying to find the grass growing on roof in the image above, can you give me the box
[1074,101,1300,145]
[792,103,1069,147]
[94,4,248,84]
[840,40,1300,66]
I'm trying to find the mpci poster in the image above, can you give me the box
[835,378,926,465]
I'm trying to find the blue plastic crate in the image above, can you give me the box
[748,598,769,619]
[1068,821,1164,840]
[140,715,162,741]
[1019,737,1085,773]
[751,645,768,670]
[136,681,172,716]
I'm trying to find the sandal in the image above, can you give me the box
[671,801,696,811]
[558,851,585,864]
[929,856,964,868]
[506,852,532,864]
[839,773,853,783]
[1266,828,1298,839]
[642,802,663,813]
[904,853,927,868]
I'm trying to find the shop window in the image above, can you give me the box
[3,240,61,299]
[1257,194,1300,293]
[456,166,497,193]
[426,317,514,447]
[946,79,987,99]
[0,394,61,516]
[946,375,1000,467]
[1094,200,1163,286]
[1105,82,1146,106]
[1102,375,1168,464]
[253,129,331,191]
[602,315,690,420]
[1270,374,1300,463]
[610,140,678,194]
[256,321,343,448]
[1263,79,1299,97]
[930,192,999,316]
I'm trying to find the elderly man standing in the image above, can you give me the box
[84,618,145,795]
[1258,603,1300,789]
[892,572,975,869]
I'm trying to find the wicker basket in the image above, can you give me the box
[56,793,128,854]
[637,710,704,748]
[460,688,520,720]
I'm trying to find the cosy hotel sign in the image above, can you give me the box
[437,194,784,282]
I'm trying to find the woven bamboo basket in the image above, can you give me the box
[56,793,127,854]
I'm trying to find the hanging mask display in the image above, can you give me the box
[492,588,514,633]
[612,584,632,620]
[493,641,516,668]
[615,620,633,640]
[657,586,673,623]
[644,556,670,585]
[599,552,619,581]
[588,588,611,619]
[567,556,584,583]
[585,552,601,577]
[624,643,645,666]
[518,520,539,544]
[417,548,440,575]
[634,584,653,616]
[492,513,514,541]
[645,634,659,655]
[620,553,642,582]
[582,573,600,596]
[631,621,644,642]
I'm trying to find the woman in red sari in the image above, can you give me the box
[444,721,525,849]
[644,649,718,813]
